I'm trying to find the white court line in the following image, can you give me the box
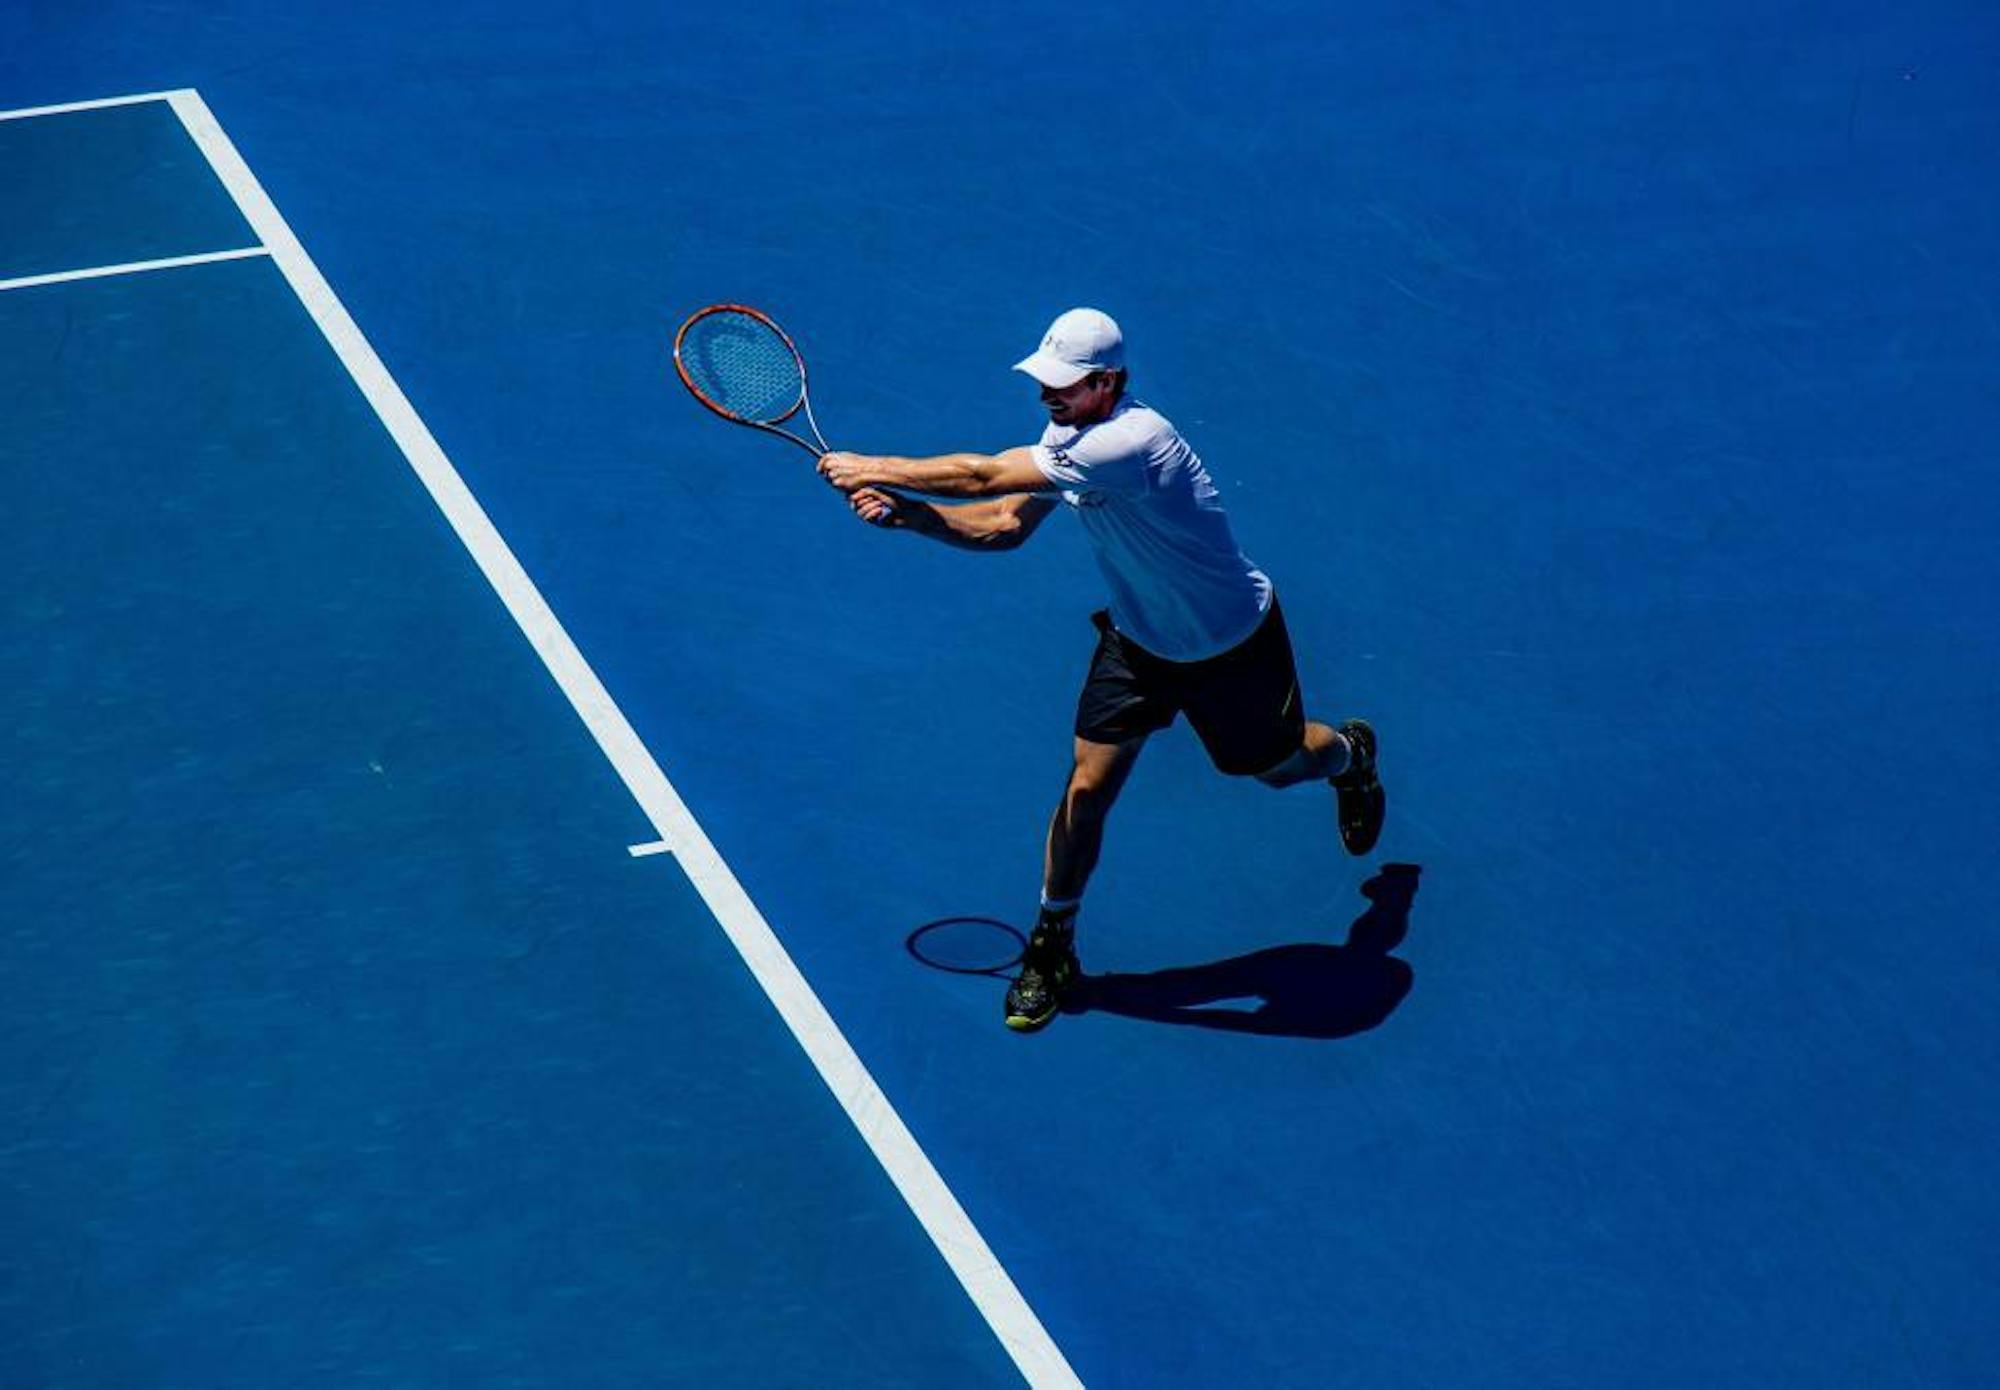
[160,89,1082,1389]
[0,89,185,122]
[627,840,673,859]
[0,246,268,295]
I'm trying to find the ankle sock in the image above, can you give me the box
[1036,895,1080,935]
[1324,732,1353,781]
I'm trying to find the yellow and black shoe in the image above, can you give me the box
[1004,915,1080,1032]
[1330,718,1385,856]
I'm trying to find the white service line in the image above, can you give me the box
[0,89,184,122]
[0,246,268,295]
[161,88,1082,1390]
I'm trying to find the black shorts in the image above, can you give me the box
[1074,600,1307,777]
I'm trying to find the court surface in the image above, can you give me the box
[4,5,1997,1387]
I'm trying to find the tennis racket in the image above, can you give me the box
[672,303,832,457]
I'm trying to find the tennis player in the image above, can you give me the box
[817,308,1384,1032]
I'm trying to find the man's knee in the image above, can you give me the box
[1066,761,1120,810]
[1064,739,1141,811]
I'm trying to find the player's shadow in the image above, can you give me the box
[1066,863,1422,1039]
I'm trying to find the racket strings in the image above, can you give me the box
[679,311,805,424]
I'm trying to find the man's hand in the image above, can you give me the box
[847,486,909,528]
[817,451,878,492]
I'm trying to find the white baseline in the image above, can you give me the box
[0,246,268,295]
[0,90,185,122]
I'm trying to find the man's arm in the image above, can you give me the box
[818,446,1051,499]
[849,488,1056,551]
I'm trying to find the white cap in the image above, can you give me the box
[1012,307,1125,388]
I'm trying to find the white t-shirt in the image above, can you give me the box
[1031,397,1272,661]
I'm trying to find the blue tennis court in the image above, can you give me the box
[5,5,1997,1386]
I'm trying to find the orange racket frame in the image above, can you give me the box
[672,303,831,457]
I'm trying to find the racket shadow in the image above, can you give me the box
[1064,864,1423,1040]
[905,916,1026,977]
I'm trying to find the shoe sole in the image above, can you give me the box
[1337,779,1385,855]
[1005,1006,1059,1032]
[1334,719,1384,856]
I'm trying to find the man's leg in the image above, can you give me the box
[1256,718,1384,856]
[1006,735,1146,1032]
[1252,720,1352,788]
[1044,734,1148,904]
[1170,600,1384,855]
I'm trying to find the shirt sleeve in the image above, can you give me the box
[1030,418,1151,501]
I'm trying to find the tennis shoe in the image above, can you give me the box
[1330,719,1385,856]
[1005,913,1080,1033]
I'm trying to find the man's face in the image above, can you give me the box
[1040,371,1121,427]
